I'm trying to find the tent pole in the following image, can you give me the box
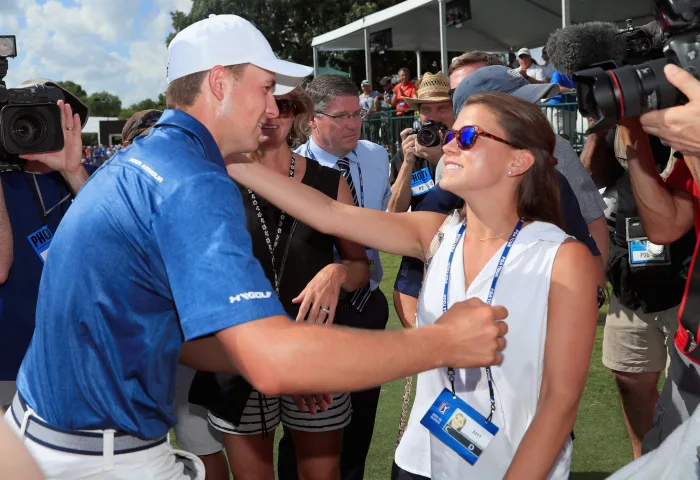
[313,46,319,77]
[416,50,422,78]
[438,0,448,73]
[364,28,372,84]
[562,0,570,27]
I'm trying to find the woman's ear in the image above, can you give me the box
[507,150,535,177]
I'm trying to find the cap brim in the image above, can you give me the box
[253,57,313,95]
[511,83,560,103]
[404,95,451,111]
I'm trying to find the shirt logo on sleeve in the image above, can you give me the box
[229,291,273,304]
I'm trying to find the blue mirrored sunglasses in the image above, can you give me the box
[442,125,519,150]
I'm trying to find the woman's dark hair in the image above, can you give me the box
[465,91,562,227]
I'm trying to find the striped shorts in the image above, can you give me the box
[207,390,352,435]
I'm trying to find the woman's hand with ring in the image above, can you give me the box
[293,264,347,324]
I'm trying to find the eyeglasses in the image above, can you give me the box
[315,109,368,122]
[276,99,299,118]
[442,125,519,150]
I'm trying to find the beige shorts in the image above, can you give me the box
[602,294,679,374]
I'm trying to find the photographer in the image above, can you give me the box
[388,72,453,213]
[608,64,700,453]
[0,79,92,407]
[580,117,695,459]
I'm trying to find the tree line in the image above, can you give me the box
[66,0,462,142]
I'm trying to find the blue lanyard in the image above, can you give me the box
[306,144,364,208]
[443,217,525,423]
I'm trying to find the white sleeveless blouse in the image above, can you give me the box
[394,213,573,480]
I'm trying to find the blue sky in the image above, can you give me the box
[1,0,193,106]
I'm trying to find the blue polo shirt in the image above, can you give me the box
[17,109,285,439]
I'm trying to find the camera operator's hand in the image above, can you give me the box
[20,100,83,174]
[20,101,89,195]
[640,64,700,156]
[414,143,443,166]
[400,128,418,165]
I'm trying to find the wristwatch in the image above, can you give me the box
[597,286,607,309]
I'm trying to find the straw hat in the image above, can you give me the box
[404,72,451,110]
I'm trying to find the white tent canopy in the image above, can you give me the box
[311,0,655,79]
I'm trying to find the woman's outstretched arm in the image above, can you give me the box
[226,154,446,259]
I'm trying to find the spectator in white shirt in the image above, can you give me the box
[541,46,557,82]
[517,48,546,84]
[359,80,379,113]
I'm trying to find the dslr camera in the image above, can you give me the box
[574,0,700,131]
[412,120,448,148]
[0,36,82,172]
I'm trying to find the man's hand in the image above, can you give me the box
[640,64,700,156]
[20,100,82,174]
[434,298,509,368]
[400,128,418,165]
[415,143,443,165]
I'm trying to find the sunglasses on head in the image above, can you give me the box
[276,98,299,118]
[442,125,519,151]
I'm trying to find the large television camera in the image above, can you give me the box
[0,36,79,172]
[573,0,700,132]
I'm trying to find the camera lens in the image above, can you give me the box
[10,111,46,149]
[611,58,679,118]
[417,128,439,147]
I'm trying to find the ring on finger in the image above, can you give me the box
[320,307,331,314]
[66,126,74,131]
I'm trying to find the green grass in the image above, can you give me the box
[176,254,634,478]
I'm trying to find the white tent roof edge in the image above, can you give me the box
[311,0,435,48]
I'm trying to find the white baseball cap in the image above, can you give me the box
[516,47,531,58]
[167,14,312,95]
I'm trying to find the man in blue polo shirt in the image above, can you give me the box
[0,79,92,408]
[4,15,509,479]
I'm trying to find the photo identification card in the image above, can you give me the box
[411,167,435,196]
[420,388,498,465]
[27,226,53,264]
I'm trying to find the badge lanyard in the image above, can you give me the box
[443,217,525,423]
[23,173,71,221]
[306,144,364,208]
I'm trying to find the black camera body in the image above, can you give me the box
[573,0,700,131]
[412,121,448,148]
[0,36,66,172]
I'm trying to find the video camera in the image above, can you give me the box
[0,36,73,172]
[412,121,448,148]
[573,0,700,132]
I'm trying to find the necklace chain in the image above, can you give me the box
[247,153,295,295]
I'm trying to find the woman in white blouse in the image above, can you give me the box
[226,91,598,479]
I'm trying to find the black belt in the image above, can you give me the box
[10,393,167,456]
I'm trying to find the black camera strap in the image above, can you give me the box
[23,172,70,222]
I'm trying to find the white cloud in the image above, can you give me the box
[4,0,193,107]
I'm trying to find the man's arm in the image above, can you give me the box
[588,216,610,271]
[388,131,417,213]
[0,180,12,284]
[215,299,507,396]
[394,290,418,328]
[620,122,695,245]
[580,128,623,188]
[0,415,45,480]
